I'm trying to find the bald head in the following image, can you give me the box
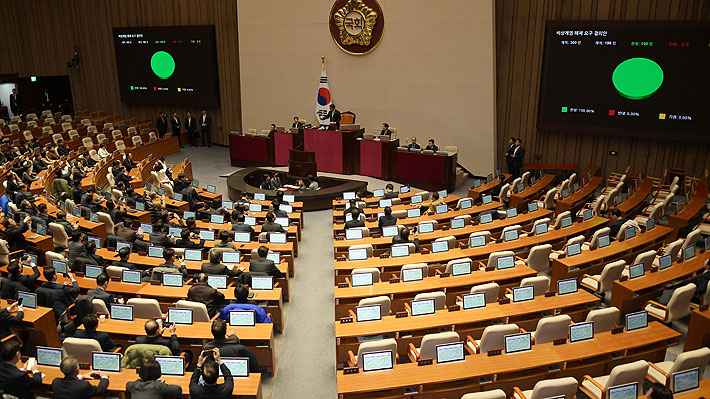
[145,319,160,336]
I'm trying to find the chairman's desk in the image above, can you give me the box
[332,202,503,235]
[550,226,673,286]
[669,179,709,240]
[83,318,277,376]
[0,299,61,347]
[555,176,603,215]
[334,264,537,319]
[467,174,511,200]
[684,307,710,351]
[610,178,654,218]
[334,217,608,283]
[29,363,262,399]
[610,251,710,316]
[333,209,554,256]
[335,290,600,365]
[509,174,556,210]
[336,322,680,399]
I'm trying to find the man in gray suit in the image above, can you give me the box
[249,246,283,278]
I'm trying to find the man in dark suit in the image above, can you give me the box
[380,123,392,136]
[425,139,439,152]
[3,214,30,253]
[510,138,525,178]
[202,320,259,372]
[156,111,168,138]
[51,356,109,399]
[87,274,120,308]
[261,212,285,233]
[272,200,288,217]
[378,206,398,229]
[608,208,628,238]
[392,226,420,252]
[55,211,78,236]
[407,136,421,151]
[74,313,117,352]
[181,180,207,211]
[321,103,341,129]
[189,348,233,399]
[345,208,366,230]
[383,183,398,199]
[135,319,180,355]
[149,224,175,248]
[0,302,24,340]
[123,152,138,173]
[9,88,20,116]
[200,108,212,147]
[188,273,226,318]
[2,257,39,299]
[185,110,198,146]
[231,212,254,234]
[505,137,516,175]
[0,339,42,399]
[249,246,283,278]
[202,249,241,278]
[170,111,182,147]
[37,266,79,320]
[291,116,304,129]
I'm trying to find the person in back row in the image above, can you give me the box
[378,206,398,229]
[345,208,365,230]
[202,319,259,372]
[261,212,285,233]
[393,226,420,252]
[250,245,283,278]
[188,273,226,318]
[218,284,271,323]
[74,313,117,352]
[126,358,182,398]
[382,183,398,199]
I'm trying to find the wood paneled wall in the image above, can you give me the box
[0,0,241,145]
[496,0,710,179]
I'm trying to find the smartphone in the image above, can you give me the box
[16,297,23,306]
[201,349,214,357]
[162,321,174,328]
[248,292,255,299]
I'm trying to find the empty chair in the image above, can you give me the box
[106,265,128,279]
[82,137,94,150]
[530,218,551,235]
[501,225,523,240]
[552,211,572,229]
[23,130,33,141]
[469,231,491,245]
[175,300,210,322]
[92,299,109,314]
[104,122,114,130]
[88,149,100,162]
[468,282,500,303]
[409,331,459,361]
[445,258,473,274]
[498,184,511,203]
[391,209,407,219]
[512,376,578,399]
[132,135,143,146]
[400,263,428,278]
[541,188,557,209]
[68,129,79,140]
[551,234,586,258]
[97,212,115,235]
[591,194,606,215]
[81,118,91,127]
[456,197,473,209]
[468,323,520,354]
[585,307,620,333]
[434,235,456,249]
[112,129,122,140]
[580,260,626,297]
[412,291,446,310]
[462,391,507,399]
[48,223,70,249]
[96,133,107,144]
[87,125,98,135]
[115,140,126,153]
[510,177,522,192]
[646,347,710,388]
[525,244,552,273]
[521,171,531,187]
[507,276,550,298]
[0,239,10,265]
[52,133,63,144]
[26,113,38,121]
[357,296,391,317]
[531,314,571,344]
[644,283,696,323]
[680,228,702,252]
[149,132,158,142]
[126,298,163,319]
[653,239,683,267]
[348,244,373,258]
[127,127,137,135]
[63,337,102,364]
[350,268,380,285]
[348,338,397,369]
[580,360,649,399]
[632,250,657,272]
[582,227,611,250]
[45,251,67,268]
[61,122,72,132]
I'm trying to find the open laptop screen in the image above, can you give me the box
[435,342,465,364]
[154,355,185,376]
[361,350,394,372]
[410,299,435,316]
[607,383,637,399]
[92,352,121,372]
[220,357,250,377]
[625,311,648,331]
[504,333,532,354]
[36,346,62,367]
[672,368,700,394]
[569,321,594,343]
[356,305,381,322]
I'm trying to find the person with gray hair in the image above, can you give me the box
[51,356,109,399]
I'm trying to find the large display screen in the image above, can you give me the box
[538,21,710,141]
[113,25,219,106]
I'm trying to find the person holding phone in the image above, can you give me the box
[37,266,79,321]
[134,319,180,355]
[190,348,233,399]
[0,301,24,341]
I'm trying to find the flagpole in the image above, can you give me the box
[322,55,326,71]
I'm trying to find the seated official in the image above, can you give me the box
[344,209,366,230]
[408,136,421,150]
[149,224,175,248]
[67,231,90,269]
[271,172,282,188]
[307,175,319,191]
[214,230,237,250]
[260,174,272,190]
[127,358,182,398]
[88,273,121,308]
[250,245,284,278]
[378,206,398,229]
[175,228,205,249]
[422,191,445,213]
[608,208,628,238]
[52,356,109,399]
[2,214,30,253]
[0,338,42,399]
[202,320,259,372]
[382,183,398,199]
[694,262,710,299]
[190,348,233,399]
[80,187,102,212]
[2,257,39,299]
[261,212,285,233]
[38,267,79,321]
[393,226,420,252]
[231,211,254,234]
[271,200,288,218]
[84,241,105,266]
[135,319,181,355]
[0,302,25,341]
[425,138,439,152]
[343,199,362,216]
[218,284,272,323]
[153,248,188,280]
[54,210,78,236]
[202,249,242,278]
[188,273,226,318]
[380,123,392,136]
[291,116,304,129]
[74,313,117,352]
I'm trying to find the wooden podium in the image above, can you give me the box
[288,149,317,177]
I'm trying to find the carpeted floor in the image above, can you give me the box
[164,146,704,399]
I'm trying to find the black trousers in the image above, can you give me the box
[201,128,211,146]
[187,129,197,146]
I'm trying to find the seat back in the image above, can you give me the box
[543,188,557,209]
[419,331,459,360]
[92,299,109,314]
[564,235,586,249]
[97,212,115,235]
[499,184,511,201]
[132,135,143,146]
[470,282,500,303]
[350,227,370,238]
[112,130,122,140]
[456,197,473,209]
[126,298,162,319]
[413,291,446,310]
[668,348,710,387]
[487,251,515,267]
[526,244,552,272]
[61,122,73,132]
[480,324,519,354]
[23,130,33,141]
[632,250,657,271]
[469,231,491,244]
[592,195,606,214]
[445,257,473,274]
[598,260,626,293]
[529,377,578,399]
[400,263,428,278]
[665,283,696,322]
[616,220,640,241]
[356,338,397,369]
[175,300,210,322]
[501,224,522,238]
[511,178,522,193]
[358,296,391,317]
[351,267,380,283]
[585,307,620,333]
[96,133,107,144]
[63,337,102,364]
[520,276,550,296]
[531,218,551,235]
[52,133,63,144]
[533,314,571,344]
[434,236,456,249]
[48,223,69,248]
[605,360,649,391]
[664,239,684,261]
[552,211,572,229]
[521,171,531,187]
[82,137,94,150]
[461,390,507,399]
[589,227,611,248]
[680,228,702,252]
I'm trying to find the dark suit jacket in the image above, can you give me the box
[249,258,283,278]
[170,117,181,134]
[56,219,76,236]
[380,129,392,136]
[0,308,23,338]
[261,221,284,233]
[87,287,117,307]
[425,144,439,152]
[5,223,29,252]
[185,116,197,133]
[126,379,182,399]
[609,218,628,238]
[511,146,525,167]
[37,280,79,320]
[200,114,212,132]
[134,334,180,355]
[408,143,421,150]
[74,329,117,352]
[695,270,710,296]
[383,191,398,199]
[232,223,254,234]
[392,235,420,252]
[0,361,43,399]
[203,336,260,372]
[149,232,173,248]
[52,376,109,399]
[189,363,233,399]
[345,219,365,230]
[324,109,341,125]
[2,267,39,299]
[378,215,398,229]
[201,262,240,278]
[187,282,225,318]
[156,116,168,134]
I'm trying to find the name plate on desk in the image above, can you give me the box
[417,358,433,366]
[544,291,555,297]
[439,272,450,278]
[448,305,461,312]
[498,298,511,305]
[553,338,567,345]
[611,326,624,334]
[700,304,709,311]
[487,349,502,357]
[395,311,408,318]
[110,276,121,282]
[389,278,400,284]
[337,257,346,261]
[485,266,495,272]
[338,282,349,288]
[340,317,354,324]
[619,275,628,282]
[650,265,658,273]
[379,254,389,259]
[343,367,359,374]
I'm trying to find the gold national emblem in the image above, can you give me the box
[329,0,384,55]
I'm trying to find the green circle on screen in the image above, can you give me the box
[612,58,663,100]
[150,51,175,80]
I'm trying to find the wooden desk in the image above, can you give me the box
[335,290,599,365]
[0,299,60,347]
[610,178,654,218]
[334,264,537,318]
[669,180,709,240]
[355,138,400,179]
[468,175,511,200]
[30,363,262,398]
[550,226,673,286]
[334,217,608,283]
[522,163,578,172]
[336,322,679,399]
[332,192,460,210]
[610,251,710,316]
[667,379,710,399]
[684,307,710,351]
[395,150,458,192]
[555,176,603,214]
[509,174,555,209]
[84,318,276,375]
